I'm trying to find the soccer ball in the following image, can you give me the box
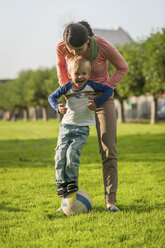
[61,190,92,215]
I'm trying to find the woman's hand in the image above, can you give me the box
[88,100,97,111]
[63,94,71,100]
[58,104,68,115]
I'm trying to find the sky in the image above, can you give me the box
[0,0,164,79]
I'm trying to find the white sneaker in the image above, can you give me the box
[106,205,119,212]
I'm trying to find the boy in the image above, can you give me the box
[48,56,113,197]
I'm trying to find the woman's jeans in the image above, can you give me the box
[95,98,118,204]
[55,124,89,185]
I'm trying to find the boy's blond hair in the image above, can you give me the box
[67,56,91,73]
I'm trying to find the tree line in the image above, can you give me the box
[113,27,165,123]
[0,67,58,121]
[0,27,164,123]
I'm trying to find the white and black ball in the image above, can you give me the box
[61,190,92,215]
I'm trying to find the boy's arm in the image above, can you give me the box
[88,81,114,107]
[48,82,72,112]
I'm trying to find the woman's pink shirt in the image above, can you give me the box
[56,35,128,89]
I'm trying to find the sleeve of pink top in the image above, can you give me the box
[101,38,129,88]
[56,43,70,86]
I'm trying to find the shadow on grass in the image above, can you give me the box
[118,202,165,213]
[0,138,57,168]
[0,202,28,212]
[45,212,68,220]
[0,133,164,168]
[92,203,165,214]
[92,206,106,213]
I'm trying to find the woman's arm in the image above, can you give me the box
[100,36,129,88]
[56,41,70,86]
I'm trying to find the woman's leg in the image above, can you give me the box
[95,98,118,205]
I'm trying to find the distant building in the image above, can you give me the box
[93,26,133,46]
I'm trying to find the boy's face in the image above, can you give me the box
[68,62,90,90]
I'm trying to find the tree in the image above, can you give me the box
[27,67,58,121]
[113,42,145,123]
[0,80,19,120]
[0,83,10,119]
[12,70,34,120]
[142,28,165,124]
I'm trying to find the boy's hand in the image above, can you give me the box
[58,104,67,115]
[88,100,97,111]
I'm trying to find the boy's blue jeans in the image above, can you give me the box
[55,124,89,185]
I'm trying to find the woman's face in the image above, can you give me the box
[66,40,89,56]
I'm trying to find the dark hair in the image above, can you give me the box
[77,21,94,37]
[63,23,89,47]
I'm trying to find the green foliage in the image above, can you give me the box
[0,80,19,111]
[13,70,34,109]
[0,83,8,110]
[112,28,165,100]
[27,67,58,108]
[0,67,58,111]
[142,28,165,96]
[113,41,145,100]
[0,120,165,248]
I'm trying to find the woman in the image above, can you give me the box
[55,21,128,212]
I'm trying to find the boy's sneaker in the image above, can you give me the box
[67,183,78,193]
[57,184,68,197]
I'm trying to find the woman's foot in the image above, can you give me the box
[106,203,119,212]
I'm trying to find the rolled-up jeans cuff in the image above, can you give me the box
[105,192,117,204]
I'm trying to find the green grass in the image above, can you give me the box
[0,120,165,248]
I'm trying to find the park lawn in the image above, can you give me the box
[0,120,165,248]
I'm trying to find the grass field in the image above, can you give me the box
[0,120,165,248]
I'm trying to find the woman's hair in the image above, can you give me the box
[63,21,94,47]
[77,21,94,37]
[67,56,91,73]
